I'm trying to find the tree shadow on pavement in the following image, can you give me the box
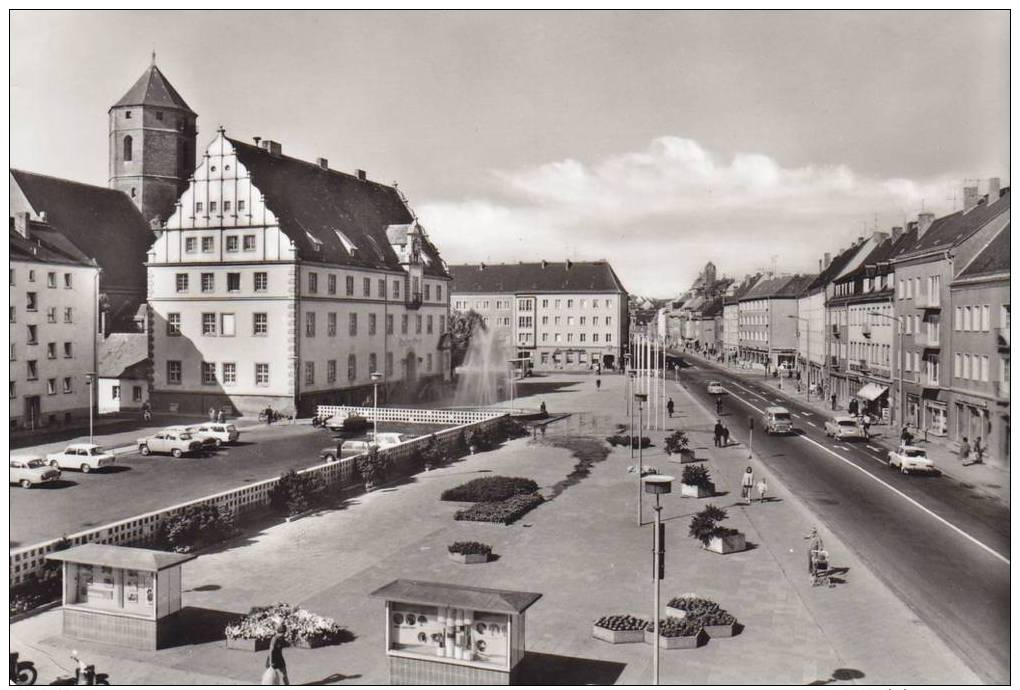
[808,667,866,685]
[163,606,246,647]
[516,651,626,685]
[301,673,362,685]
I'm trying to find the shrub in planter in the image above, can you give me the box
[665,596,720,619]
[664,430,691,456]
[447,541,492,564]
[593,615,648,644]
[341,414,371,434]
[645,617,705,649]
[688,505,745,553]
[159,504,237,553]
[9,573,62,616]
[440,476,539,503]
[699,609,739,637]
[269,470,326,517]
[355,447,389,490]
[225,603,346,649]
[454,492,544,525]
[499,417,530,441]
[420,434,444,470]
[680,464,715,497]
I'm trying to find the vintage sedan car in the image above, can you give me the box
[10,457,61,488]
[194,423,240,445]
[824,416,866,441]
[763,407,794,435]
[369,432,406,448]
[888,445,939,475]
[706,381,725,395]
[137,431,204,458]
[319,439,379,463]
[163,425,221,448]
[46,443,116,473]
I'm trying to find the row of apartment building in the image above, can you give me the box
[665,182,1010,467]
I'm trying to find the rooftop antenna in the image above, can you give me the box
[151,50,156,66]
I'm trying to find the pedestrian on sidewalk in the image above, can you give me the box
[901,426,913,446]
[714,420,724,447]
[217,409,225,423]
[261,624,289,685]
[755,477,768,503]
[861,415,871,440]
[595,377,601,391]
[209,407,217,422]
[265,405,274,426]
[740,466,754,505]
[848,398,859,416]
[667,398,674,418]
[715,397,723,415]
[722,425,730,447]
[959,436,971,465]
[973,437,984,464]
[830,393,837,411]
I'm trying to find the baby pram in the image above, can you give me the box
[806,528,833,587]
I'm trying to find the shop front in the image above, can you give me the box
[856,382,890,423]
[371,579,541,685]
[46,543,195,650]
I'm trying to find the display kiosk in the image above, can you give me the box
[47,543,196,650]
[371,579,542,685]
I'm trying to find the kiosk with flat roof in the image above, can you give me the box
[371,579,542,685]
[46,543,195,650]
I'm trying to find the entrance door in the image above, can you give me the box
[405,352,417,383]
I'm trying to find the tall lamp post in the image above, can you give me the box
[370,372,383,441]
[788,315,811,400]
[629,370,637,458]
[869,311,902,426]
[634,392,648,525]
[85,373,95,445]
[644,474,673,685]
[624,353,632,415]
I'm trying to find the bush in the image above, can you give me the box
[664,430,690,455]
[467,428,496,452]
[10,573,61,616]
[341,414,371,434]
[441,476,539,502]
[448,541,492,556]
[454,492,544,525]
[605,434,652,449]
[648,617,703,638]
[666,596,721,617]
[699,609,737,626]
[680,464,713,489]
[270,470,326,517]
[452,430,469,457]
[419,434,444,469]
[160,504,236,553]
[225,603,346,646]
[499,417,530,441]
[688,504,739,547]
[355,447,389,487]
[595,614,647,631]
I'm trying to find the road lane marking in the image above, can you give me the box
[801,411,812,417]
[867,445,882,452]
[806,421,818,428]
[723,376,1009,565]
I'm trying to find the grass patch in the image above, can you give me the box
[441,476,539,503]
[454,492,545,525]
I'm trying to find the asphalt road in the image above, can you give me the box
[676,356,1010,684]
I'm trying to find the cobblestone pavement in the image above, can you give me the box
[10,373,979,685]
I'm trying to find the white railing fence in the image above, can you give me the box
[316,405,501,426]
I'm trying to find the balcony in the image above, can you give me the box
[405,292,423,310]
[919,294,941,310]
[830,325,840,337]
[997,327,1010,350]
[918,331,941,349]
[920,377,941,391]
[999,381,1010,400]
[829,355,840,371]
[849,359,870,373]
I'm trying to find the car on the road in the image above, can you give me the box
[10,456,61,488]
[369,432,407,448]
[137,431,204,458]
[824,416,866,441]
[45,443,116,473]
[194,423,240,445]
[888,445,939,475]
[706,381,725,395]
[319,439,379,463]
[764,406,794,435]
[164,425,221,448]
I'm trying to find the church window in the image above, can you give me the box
[130,187,136,198]
[123,136,133,161]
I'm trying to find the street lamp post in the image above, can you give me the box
[869,311,902,427]
[85,373,95,445]
[370,372,383,441]
[644,474,673,686]
[788,315,811,400]
[629,370,637,458]
[635,392,648,526]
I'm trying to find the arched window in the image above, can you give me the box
[123,136,133,162]
[130,187,136,198]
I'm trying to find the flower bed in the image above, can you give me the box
[699,609,739,638]
[645,617,705,649]
[225,603,347,649]
[440,476,539,503]
[665,596,720,620]
[606,434,652,449]
[454,492,544,525]
[157,504,237,553]
[447,541,492,564]
[593,615,648,644]
[9,574,61,617]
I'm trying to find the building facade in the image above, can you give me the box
[10,216,100,429]
[98,332,150,414]
[449,261,629,371]
[147,132,451,416]
[737,275,815,369]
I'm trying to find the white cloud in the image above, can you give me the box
[417,136,958,296]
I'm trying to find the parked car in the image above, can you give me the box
[194,423,240,445]
[369,432,406,448]
[137,431,204,458]
[163,425,221,448]
[319,439,380,463]
[45,443,116,473]
[10,457,61,488]
[824,416,866,441]
[706,381,725,395]
[763,406,794,435]
[888,445,939,475]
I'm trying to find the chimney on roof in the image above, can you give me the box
[356,169,367,181]
[38,211,48,224]
[316,158,329,170]
[963,185,980,211]
[253,136,261,146]
[917,212,935,238]
[871,230,888,244]
[823,252,831,268]
[541,260,548,269]
[13,211,30,238]
[479,262,486,270]
[565,259,573,270]
[988,177,1001,200]
[890,226,903,242]
[260,140,282,157]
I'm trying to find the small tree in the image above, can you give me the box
[270,470,326,516]
[688,504,737,547]
[664,430,690,455]
[680,464,713,489]
[355,446,389,488]
[420,434,443,469]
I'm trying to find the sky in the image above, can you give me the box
[9,11,1009,296]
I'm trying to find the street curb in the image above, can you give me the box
[9,598,61,623]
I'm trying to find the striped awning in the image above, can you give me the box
[857,383,888,402]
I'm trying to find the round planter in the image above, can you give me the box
[448,551,489,564]
[643,628,705,649]
[593,625,646,644]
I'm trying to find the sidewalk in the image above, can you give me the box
[9,373,978,684]
[685,351,1010,508]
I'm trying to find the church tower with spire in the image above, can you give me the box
[108,56,197,225]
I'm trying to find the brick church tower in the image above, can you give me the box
[108,57,197,226]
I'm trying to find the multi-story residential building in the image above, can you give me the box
[948,223,1010,466]
[10,169,153,333]
[721,274,759,361]
[826,228,915,418]
[449,261,629,371]
[147,131,451,416]
[689,298,723,355]
[97,332,150,414]
[891,183,1009,437]
[10,215,100,429]
[737,274,815,369]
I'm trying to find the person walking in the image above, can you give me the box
[713,420,724,447]
[901,426,913,446]
[667,397,674,418]
[973,437,984,464]
[861,415,871,440]
[595,377,602,391]
[959,436,971,465]
[740,466,754,505]
[830,393,837,411]
[217,409,225,423]
[721,425,730,447]
[755,477,768,503]
[715,396,723,415]
[261,624,289,685]
[208,407,217,422]
[264,405,274,426]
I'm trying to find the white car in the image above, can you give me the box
[369,432,406,448]
[824,416,866,440]
[888,445,939,475]
[46,443,116,473]
[194,423,240,445]
[706,381,725,395]
[164,425,221,448]
[10,457,61,488]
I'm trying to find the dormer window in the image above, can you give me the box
[333,229,357,254]
[305,231,323,252]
